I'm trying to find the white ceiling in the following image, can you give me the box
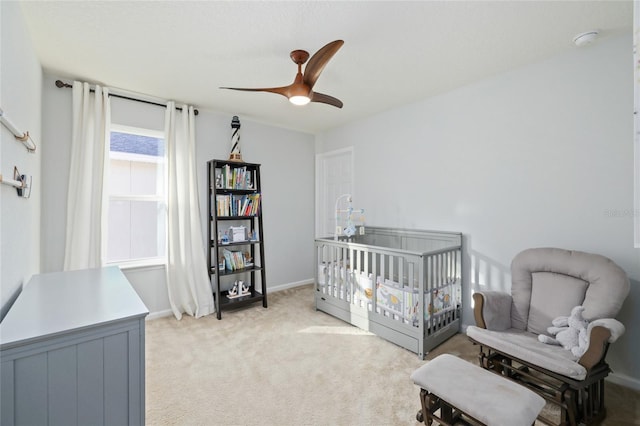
[19,1,632,134]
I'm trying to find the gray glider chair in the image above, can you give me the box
[466,248,629,426]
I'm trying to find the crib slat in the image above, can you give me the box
[372,251,378,310]
[408,262,414,291]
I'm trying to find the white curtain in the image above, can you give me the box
[165,102,215,319]
[63,82,110,271]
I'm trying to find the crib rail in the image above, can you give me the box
[315,228,462,358]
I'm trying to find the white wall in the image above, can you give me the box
[0,2,42,319]
[40,72,316,316]
[317,34,640,386]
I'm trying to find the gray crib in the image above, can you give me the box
[315,227,462,359]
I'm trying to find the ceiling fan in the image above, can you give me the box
[220,40,344,108]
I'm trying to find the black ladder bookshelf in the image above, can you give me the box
[207,159,267,319]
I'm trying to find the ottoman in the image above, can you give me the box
[410,354,545,425]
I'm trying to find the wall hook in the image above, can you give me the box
[0,166,32,198]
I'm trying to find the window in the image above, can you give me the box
[106,125,167,266]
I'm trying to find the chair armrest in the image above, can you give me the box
[473,291,512,331]
[578,319,625,370]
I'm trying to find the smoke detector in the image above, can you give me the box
[573,31,599,47]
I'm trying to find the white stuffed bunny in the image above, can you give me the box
[575,327,590,358]
[538,305,589,357]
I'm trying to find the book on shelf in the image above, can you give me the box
[215,193,261,217]
[222,249,252,271]
[215,164,256,190]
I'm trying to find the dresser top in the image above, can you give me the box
[0,266,149,349]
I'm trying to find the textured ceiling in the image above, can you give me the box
[19,1,632,134]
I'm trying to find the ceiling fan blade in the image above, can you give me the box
[303,40,344,89]
[220,86,291,98]
[311,92,343,109]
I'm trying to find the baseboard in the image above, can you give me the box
[606,372,640,391]
[268,278,315,293]
[146,309,173,321]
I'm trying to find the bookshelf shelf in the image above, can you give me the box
[207,159,267,320]
[210,265,264,276]
[212,215,260,220]
[211,240,262,248]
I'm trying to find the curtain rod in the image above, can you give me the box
[55,80,199,115]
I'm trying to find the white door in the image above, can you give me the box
[316,147,354,237]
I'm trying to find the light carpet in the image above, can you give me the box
[145,284,639,425]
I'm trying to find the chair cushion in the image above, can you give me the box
[467,325,587,380]
[511,248,630,331]
[528,271,588,335]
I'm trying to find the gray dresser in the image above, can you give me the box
[0,266,149,426]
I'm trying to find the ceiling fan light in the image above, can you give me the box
[289,95,311,106]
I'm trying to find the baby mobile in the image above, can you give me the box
[334,194,365,240]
